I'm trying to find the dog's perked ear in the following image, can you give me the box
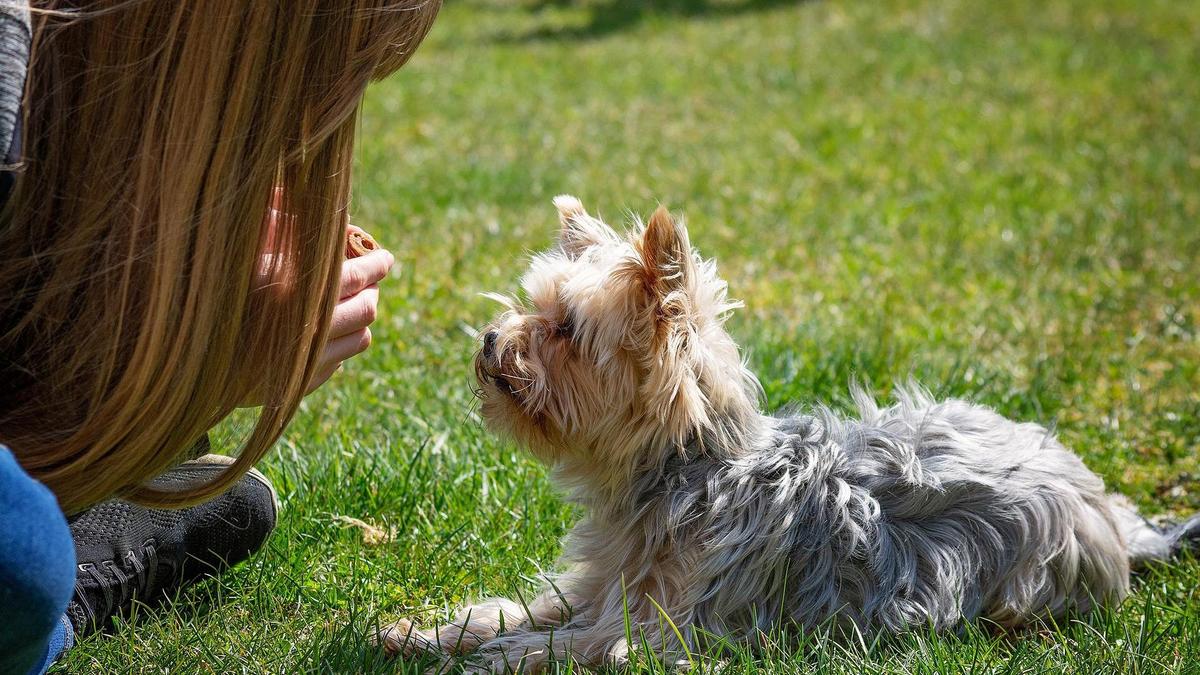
[639,205,694,298]
[553,194,613,257]
[636,206,712,445]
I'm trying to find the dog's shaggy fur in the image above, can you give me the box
[380,197,1192,673]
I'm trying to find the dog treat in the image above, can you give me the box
[346,229,379,258]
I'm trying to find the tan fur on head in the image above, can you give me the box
[475,196,760,493]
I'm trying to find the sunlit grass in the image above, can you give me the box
[59,0,1200,672]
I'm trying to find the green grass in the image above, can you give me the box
[58,0,1200,672]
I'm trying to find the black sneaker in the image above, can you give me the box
[65,453,279,637]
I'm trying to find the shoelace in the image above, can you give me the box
[73,539,160,629]
[125,541,160,595]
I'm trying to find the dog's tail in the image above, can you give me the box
[1110,494,1200,566]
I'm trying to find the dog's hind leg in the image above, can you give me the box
[1162,514,1200,556]
[1107,494,1173,566]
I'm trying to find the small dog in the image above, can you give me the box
[380,196,1198,672]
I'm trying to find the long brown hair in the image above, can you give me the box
[0,0,440,513]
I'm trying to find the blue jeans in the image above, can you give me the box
[0,446,75,674]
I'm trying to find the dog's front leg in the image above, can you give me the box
[466,626,619,674]
[378,598,525,657]
[466,619,693,673]
[378,587,578,659]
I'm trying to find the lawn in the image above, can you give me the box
[58,0,1200,672]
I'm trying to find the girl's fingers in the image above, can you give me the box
[307,327,371,392]
[340,249,393,299]
[301,223,389,397]
[306,299,375,394]
[320,327,373,367]
[306,362,343,395]
[329,285,379,338]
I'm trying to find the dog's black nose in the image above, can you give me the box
[483,330,498,360]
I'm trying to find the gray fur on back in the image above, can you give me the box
[613,385,1138,637]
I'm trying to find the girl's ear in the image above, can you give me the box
[553,194,613,258]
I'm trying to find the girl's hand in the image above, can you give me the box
[307,226,394,393]
[243,196,394,407]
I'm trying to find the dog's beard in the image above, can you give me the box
[475,355,516,398]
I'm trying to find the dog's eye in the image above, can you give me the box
[557,313,575,337]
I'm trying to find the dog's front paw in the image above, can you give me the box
[376,618,440,658]
[463,647,549,675]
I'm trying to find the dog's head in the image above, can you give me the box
[475,196,759,481]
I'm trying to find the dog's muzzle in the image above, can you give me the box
[483,330,498,361]
[477,330,516,396]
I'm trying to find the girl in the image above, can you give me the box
[0,1,441,672]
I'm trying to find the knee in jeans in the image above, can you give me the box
[0,448,76,640]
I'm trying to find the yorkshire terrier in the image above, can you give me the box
[380,196,1198,672]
